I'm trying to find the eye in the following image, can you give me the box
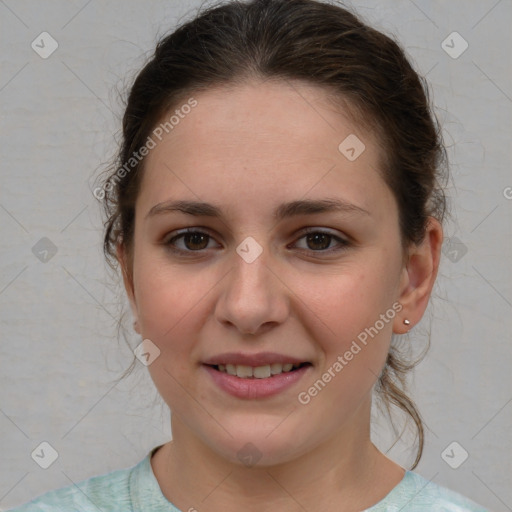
[163,227,350,256]
[292,228,349,253]
[164,228,219,254]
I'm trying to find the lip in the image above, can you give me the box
[202,352,309,367]
[202,363,312,399]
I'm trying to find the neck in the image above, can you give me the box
[151,402,404,512]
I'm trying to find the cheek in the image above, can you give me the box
[294,262,399,399]
[132,250,208,341]
[130,254,220,387]
[294,270,396,420]
[132,260,208,408]
[301,267,397,346]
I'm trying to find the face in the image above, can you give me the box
[122,79,411,467]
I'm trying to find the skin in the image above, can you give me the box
[118,78,443,512]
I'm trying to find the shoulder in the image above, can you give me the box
[5,459,141,512]
[369,470,489,511]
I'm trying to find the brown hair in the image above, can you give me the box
[98,0,448,469]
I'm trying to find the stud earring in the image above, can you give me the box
[403,319,411,326]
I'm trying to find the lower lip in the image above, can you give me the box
[203,364,311,399]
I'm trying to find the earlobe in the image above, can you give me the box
[116,243,140,334]
[393,218,443,334]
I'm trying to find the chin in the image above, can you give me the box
[202,424,310,469]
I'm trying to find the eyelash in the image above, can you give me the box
[163,227,350,257]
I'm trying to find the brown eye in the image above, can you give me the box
[181,232,210,250]
[293,229,349,254]
[305,232,332,251]
[165,229,219,254]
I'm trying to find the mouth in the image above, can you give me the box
[206,362,312,379]
[202,352,313,398]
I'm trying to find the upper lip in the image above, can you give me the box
[203,352,310,367]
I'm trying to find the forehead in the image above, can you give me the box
[139,79,390,215]
[153,79,378,157]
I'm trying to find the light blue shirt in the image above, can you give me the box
[6,446,488,511]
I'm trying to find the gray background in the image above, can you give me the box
[0,0,511,510]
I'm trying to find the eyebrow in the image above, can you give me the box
[146,198,370,221]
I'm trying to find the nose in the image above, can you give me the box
[214,246,289,336]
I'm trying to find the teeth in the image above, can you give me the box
[253,365,271,378]
[236,365,253,378]
[270,363,283,375]
[216,363,303,378]
[226,364,237,376]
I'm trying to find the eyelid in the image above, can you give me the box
[165,226,215,239]
[292,227,349,252]
[164,227,220,248]
[298,226,346,238]
[164,226,350,256]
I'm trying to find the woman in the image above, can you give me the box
[8,0,489,510]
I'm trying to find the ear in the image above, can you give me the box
[116,243,140,335]
[393,217,443,334]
